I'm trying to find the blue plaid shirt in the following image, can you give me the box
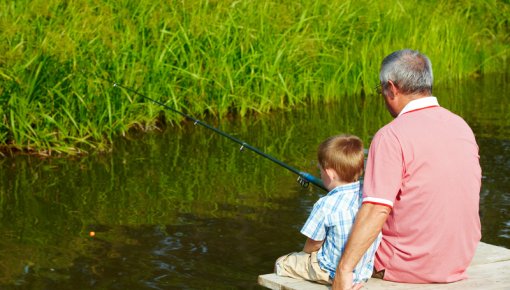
[301,181,381,282]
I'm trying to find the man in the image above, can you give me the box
[332,49,482,290]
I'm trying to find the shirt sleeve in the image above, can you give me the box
[300,198,327,241]
[362,125,403,208]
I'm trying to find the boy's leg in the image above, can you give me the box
[274,251,330,284]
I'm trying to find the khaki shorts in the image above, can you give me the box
[274,251,331,284]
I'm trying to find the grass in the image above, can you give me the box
[0,0,509,154]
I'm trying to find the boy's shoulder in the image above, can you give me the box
[317,182,362,208]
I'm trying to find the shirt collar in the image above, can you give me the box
[328,181,360,196]
[398,96,440,117]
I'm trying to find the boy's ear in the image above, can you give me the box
[325,167,339,180]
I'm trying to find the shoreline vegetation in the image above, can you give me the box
[0,0,509,156]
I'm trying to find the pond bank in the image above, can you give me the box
[1,0,509,153]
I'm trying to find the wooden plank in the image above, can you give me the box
[258,274,328,290]
[365,260,510,289]
[470,242,510,265]
[258,242,510,290]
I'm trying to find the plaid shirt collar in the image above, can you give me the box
[327,181,361,204]
[327,181,361,199]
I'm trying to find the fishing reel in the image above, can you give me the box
[297,176,310,188]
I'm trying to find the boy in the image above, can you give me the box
[275,134,381,284]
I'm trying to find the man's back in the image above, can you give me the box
[363,104,481,283]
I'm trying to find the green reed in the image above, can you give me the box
[0,0,509,154]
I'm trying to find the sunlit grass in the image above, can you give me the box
[0,0,508,154]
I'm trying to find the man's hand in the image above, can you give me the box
[331,270,363,290]
[332,203,390,289]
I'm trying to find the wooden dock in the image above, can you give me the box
[258,242,510,289]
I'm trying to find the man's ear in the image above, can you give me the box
[325,168,339,181]
[387,80,399,99]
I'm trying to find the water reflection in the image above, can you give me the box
[0,75,508,289]
[478,138,510,247]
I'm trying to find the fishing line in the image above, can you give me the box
[110,81,327,191]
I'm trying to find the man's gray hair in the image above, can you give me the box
[380,49,433,95]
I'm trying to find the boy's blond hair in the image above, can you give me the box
[317,134,364,183]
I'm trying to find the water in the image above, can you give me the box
[0,74,508,289]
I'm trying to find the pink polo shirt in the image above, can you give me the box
[362,97,481,283]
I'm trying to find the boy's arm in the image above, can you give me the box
[303,237,324,253]
[301,197,326,254]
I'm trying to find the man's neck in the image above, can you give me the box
[395,93,432,116]
[397,96,439,117]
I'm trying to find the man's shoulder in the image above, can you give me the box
[398,106,474,135]
[371,121,400,144]
[437,107,473,127]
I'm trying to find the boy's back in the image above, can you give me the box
[301,181,381,282]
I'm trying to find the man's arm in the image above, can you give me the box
[332,202,391,290]
[303,238,324,253]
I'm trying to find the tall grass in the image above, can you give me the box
[0,0,509,154]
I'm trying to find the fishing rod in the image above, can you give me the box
[111,81,327,191]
